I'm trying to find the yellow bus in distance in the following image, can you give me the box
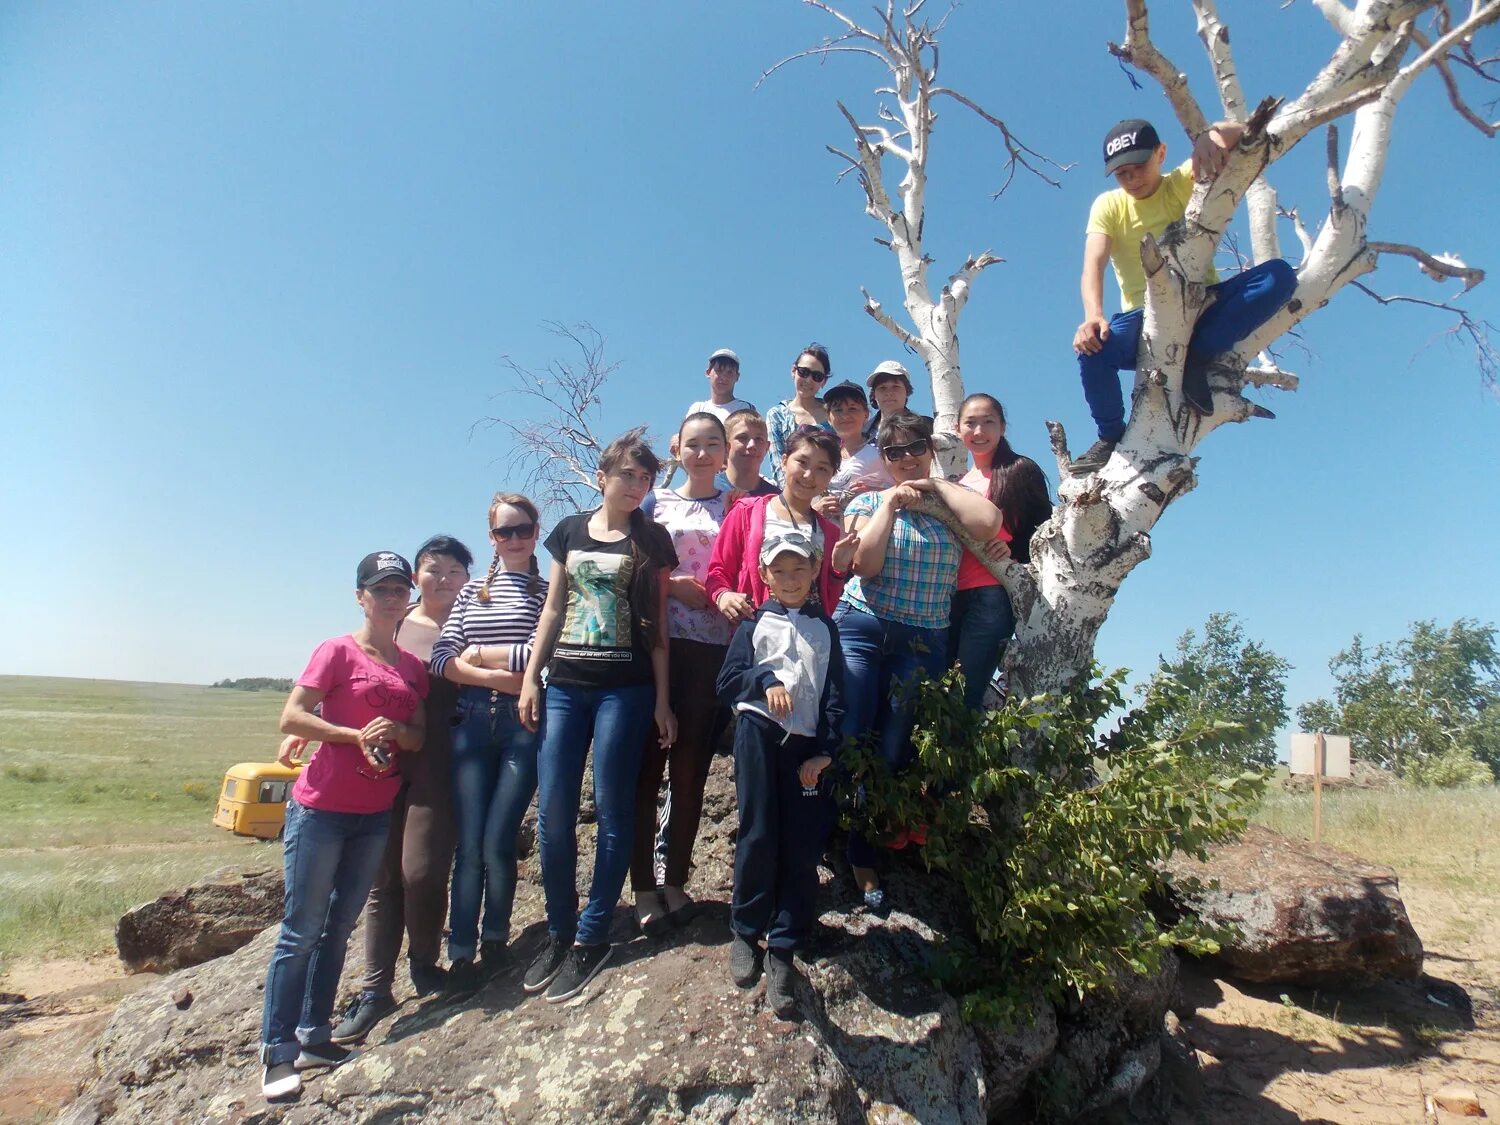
[213,761,303,840]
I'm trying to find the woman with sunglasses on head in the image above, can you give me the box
[950,394,1053,710]
[706,426,858,628]
[518,429,679,1004]
[418,495,549,996]
[259,552,428,1101]
[765,343,835,487]
[629,412,736,934]
[835,412,1004,911]
[325,535,471,1045]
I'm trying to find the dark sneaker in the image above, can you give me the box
[1181,353,1215,414]
[446,958,480,993]
[766,952,798,1018]
[544,943,613,1003]
[409,960,447,997]
[729,934,763,989]
[522,936,571,994]
[294,1041,358,1071]
[1070,438,1117,476]
[331,991,396,1044]
[479,940,511,975]
[262,1060,302,1100]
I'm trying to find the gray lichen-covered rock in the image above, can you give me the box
[1163,824,1423,985]
[67,758,1152,1123]
[114,864,285,973]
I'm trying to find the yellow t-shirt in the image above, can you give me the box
[1085,160,1217,312]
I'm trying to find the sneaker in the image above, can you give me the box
[1181,353,1215,414]
[544,943,613,1004]
[262,1060,301,1100]
[409,961,447,997]
[1069,438,1117,476]
[766,952,798,1018]
[294,1041,358,1070]
[863,885,889,913]
[331,991,396,1044]
[479,940,511,975]
[446,957,480,993]
[522,935,571,994]
[729,934,763,989]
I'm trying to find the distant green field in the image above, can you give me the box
[0,676,286,967]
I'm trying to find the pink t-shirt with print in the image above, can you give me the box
[290,635,429,815]
[650,487,733,646]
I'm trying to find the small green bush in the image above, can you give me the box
[2,763,52,784]
[834,667,1264,1024]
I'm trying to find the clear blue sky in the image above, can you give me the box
[3,3,1497,735]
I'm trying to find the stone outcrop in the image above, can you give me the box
[70,758,1176,1122]
[1163,824,1423,986]
[114,865,285,973]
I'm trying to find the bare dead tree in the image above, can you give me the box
[479,322,614,515]
[788,0,1498,697]
[761,0,1069,472]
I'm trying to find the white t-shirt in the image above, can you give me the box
[828,443,893,495]
[686,398,756,423]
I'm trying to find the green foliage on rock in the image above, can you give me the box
[1137,612,1290,777]
[834,668,1264,1025]
[1296,618,1498,787]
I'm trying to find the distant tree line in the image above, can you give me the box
[212,677,293,692]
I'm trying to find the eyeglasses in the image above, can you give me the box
[491,523,537,540]
[881,438,930,461]
[793,365,829,383]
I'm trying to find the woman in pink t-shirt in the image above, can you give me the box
[258,551,429,1102]
[949,394,1053,710]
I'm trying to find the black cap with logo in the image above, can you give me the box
[823,379,869,407]
[357,551,414,589]
[1102,118,1162,175]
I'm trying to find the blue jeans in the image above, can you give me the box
[447,688,539,960]
[536,682,655,946]
[834,604,948,869]
[260,798,391,1065]
[1078,258,1297,440]
[947,584,1015,713]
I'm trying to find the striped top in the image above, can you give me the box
[838,491,961,630]
[429,571,549,678]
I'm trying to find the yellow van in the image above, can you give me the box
[213,762,303,840]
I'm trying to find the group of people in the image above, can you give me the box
[256,115,1299,1102]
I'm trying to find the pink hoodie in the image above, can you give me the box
[705,493,845,611]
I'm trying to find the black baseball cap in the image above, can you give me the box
[357,551,414,588]
[823,379,869,407]
[1102,118,1162,175]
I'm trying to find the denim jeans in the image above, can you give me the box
[536,682,655,946]
[947,584,1015,713]
[447,687,540,960]
[834,604,948,869]
[260,798,391,1065]
[1078,258,1297,440]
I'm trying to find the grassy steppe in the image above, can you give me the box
[0,675,285,969]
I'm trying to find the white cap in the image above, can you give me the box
[708,348,740,365]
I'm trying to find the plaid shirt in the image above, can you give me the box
[766,400,835,488]
[838,491,961,629]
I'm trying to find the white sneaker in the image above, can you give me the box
[262,1061,302,1100]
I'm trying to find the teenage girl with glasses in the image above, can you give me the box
[765,343,835,487]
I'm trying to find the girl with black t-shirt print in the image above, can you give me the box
[517,428,678,1004]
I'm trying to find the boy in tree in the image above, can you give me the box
[1070,118,1297,474]
[716,531,844,1018]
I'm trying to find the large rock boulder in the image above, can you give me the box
[67,758,1172,1122]
[1163,824,1423,986]
[115,865,284,973]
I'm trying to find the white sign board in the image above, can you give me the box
[1290,733,1352,778]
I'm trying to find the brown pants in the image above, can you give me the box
[630,638,728,891]
[361,676,457,993]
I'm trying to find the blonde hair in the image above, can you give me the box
[478,492,542,602]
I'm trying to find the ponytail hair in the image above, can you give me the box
[478,492,543,602]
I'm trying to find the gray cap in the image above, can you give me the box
[708,347,740,366]
[866,360,913,392]
[760,529,821,566]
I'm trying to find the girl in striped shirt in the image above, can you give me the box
[429,492,549,987]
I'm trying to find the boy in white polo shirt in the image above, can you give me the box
[686,347,756,422]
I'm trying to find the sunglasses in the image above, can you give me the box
[881,438,930,461]
[491,523,537,541]
[793,364,829,383]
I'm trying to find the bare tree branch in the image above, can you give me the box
[929,87,1074,194]
[1351,281,1500,384]
[1108,0,1212,136]
[1408,23,1500,133]
[1369,239,1487,287]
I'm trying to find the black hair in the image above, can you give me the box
[678,411,728,443]
[413,535,474,572]
[877,410,933,448]
[959,393,1053,564]
[783,426,841,473]
[793,342,832,376]
[598,427,673,649]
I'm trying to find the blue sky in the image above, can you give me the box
[2,2,1496,736]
